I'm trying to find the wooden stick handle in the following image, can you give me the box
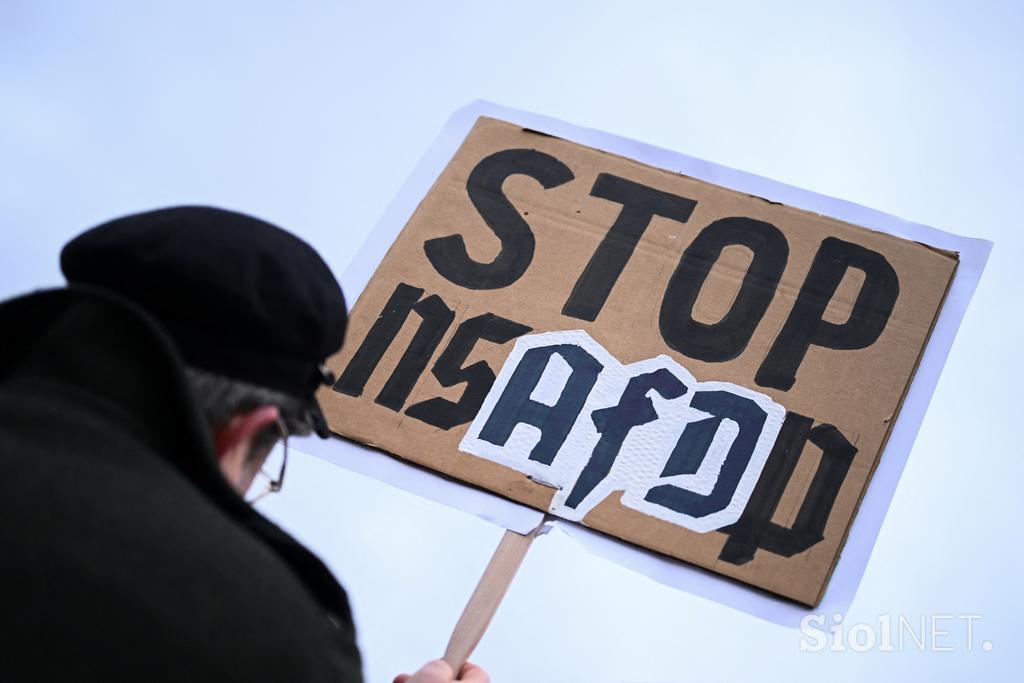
[443,518,546,672]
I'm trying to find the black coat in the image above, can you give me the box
[0,287,363,681]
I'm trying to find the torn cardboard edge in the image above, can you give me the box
[313,100,991,626]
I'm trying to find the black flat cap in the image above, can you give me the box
[61,206,346,437]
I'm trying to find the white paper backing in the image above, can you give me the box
[310,100,992,626]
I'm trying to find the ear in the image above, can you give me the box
[214,405,280,494]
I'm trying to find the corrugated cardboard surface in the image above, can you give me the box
[319,117,957,606]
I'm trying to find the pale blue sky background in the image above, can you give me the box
[2,2,1022,681]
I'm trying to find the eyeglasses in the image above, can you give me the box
[248,417,289,504]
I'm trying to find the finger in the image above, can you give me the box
[409,659,454,683]
[393,676,410,683]
[457,662,490,683]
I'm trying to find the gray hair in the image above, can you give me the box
[183,366,314,449]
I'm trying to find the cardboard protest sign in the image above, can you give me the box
[319,116,958,606]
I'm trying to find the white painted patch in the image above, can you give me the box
[459,330,786,533]
[528,351,573,406]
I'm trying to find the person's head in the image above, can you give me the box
[184,367,305,497]
[60,206,347,496]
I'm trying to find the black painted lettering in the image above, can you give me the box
[333,283,423,398]
[660,217,789,362]
[756,237,899,390]
[718,412,857,564]
[405,313,532,430]
[424,148,575,290]
[564,368,688,509]
[477,344,603,465]
[374,294,455,410]
[645,390,768,519]
[562,174,697,321]
[331,282,455,412]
